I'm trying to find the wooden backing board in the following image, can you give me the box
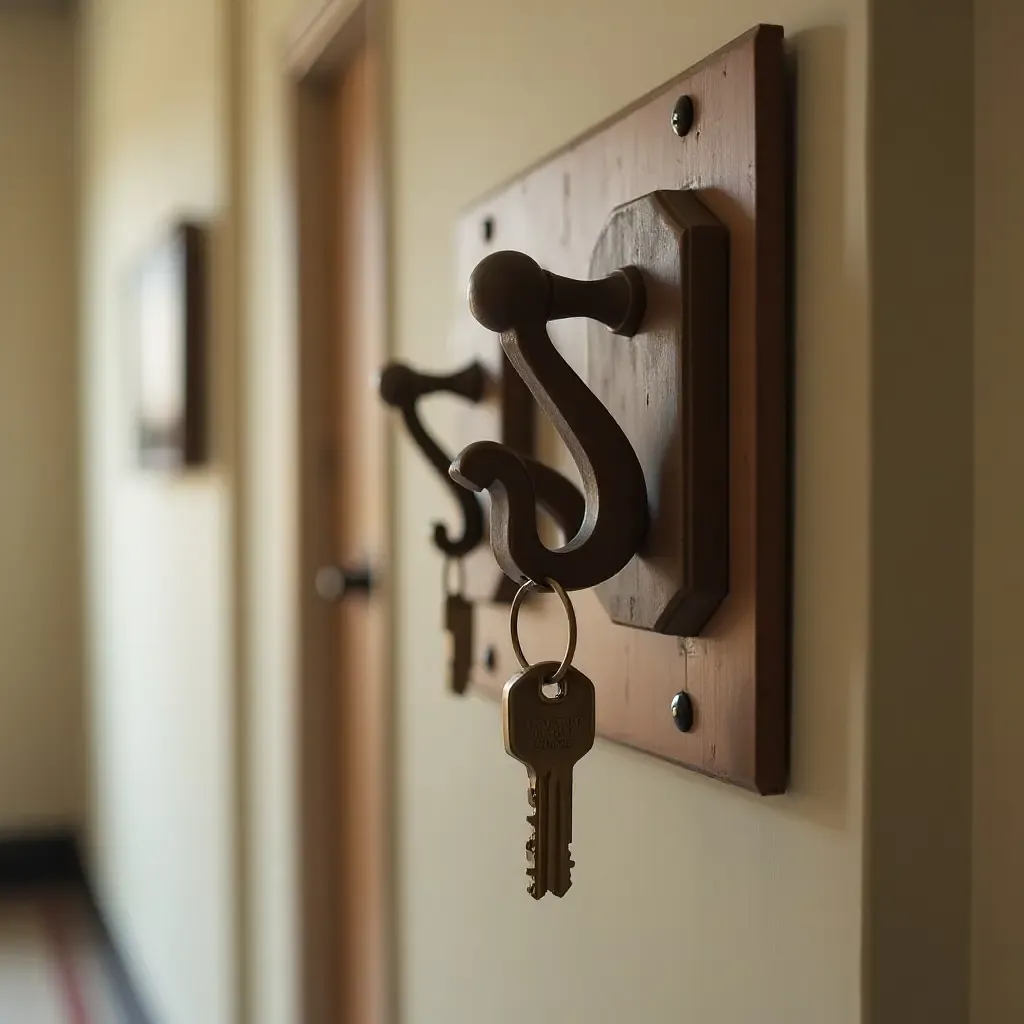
[453,25,788,793]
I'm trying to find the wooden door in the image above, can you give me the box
[296,30,391,1024]
[330,45,388,1024]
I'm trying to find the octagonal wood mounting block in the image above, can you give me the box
[589,190,729,636]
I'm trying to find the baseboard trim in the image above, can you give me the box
[0,830,155,1024]
[0,829,86,890]
[80,885,155,1024]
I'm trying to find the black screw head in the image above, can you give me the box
[483,645,498,672]
[670,690,695,732]
[671,94,695,138]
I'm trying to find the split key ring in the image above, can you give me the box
[508,577,577,691]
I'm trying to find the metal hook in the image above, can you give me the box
[449,250,650,591]
[379,360,487,557]
[380,357,588,559]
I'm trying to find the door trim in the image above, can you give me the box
[289,0,367,79]
[289,4,394,1022]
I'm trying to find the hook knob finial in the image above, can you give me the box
[469,251,550,333]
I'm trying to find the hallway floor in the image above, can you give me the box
[0,889,123,1022]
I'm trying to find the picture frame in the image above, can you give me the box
[130,221,208,469]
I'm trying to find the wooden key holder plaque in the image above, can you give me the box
[452,26,789,793]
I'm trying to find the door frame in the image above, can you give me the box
[288,3,394,1022]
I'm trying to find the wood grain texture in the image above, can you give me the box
[332,47,390,1024]
[459,25,789,793]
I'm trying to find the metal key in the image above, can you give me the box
[444,592,473,695]
[503,661,595,898]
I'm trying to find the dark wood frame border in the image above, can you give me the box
[131,221,208,469]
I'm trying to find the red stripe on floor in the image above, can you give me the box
[39,899,92,1024]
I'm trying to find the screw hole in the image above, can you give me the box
[540,677,565,702]
[670,690,695,732]
[671,95,695,138]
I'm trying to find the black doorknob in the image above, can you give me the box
[315,563,374,602]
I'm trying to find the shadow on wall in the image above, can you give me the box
[782,23,865,834]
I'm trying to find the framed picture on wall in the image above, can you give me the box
[130,221,208,469]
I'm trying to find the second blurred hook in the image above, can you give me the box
[379,358,586,560]
[379,360,487,557]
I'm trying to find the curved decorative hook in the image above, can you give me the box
[380,358,587,558]
[449,250,650,591]
[379,360,487,557]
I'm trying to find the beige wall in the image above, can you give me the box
[974,1,1024,1019]
[75,0,986,1021]
[0,6,83,831]
[80,1,238,1022]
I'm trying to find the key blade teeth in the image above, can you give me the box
[548,853,573,898]
[551,878,572,898]
[538,770,574,900]
[505,659,595,902]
